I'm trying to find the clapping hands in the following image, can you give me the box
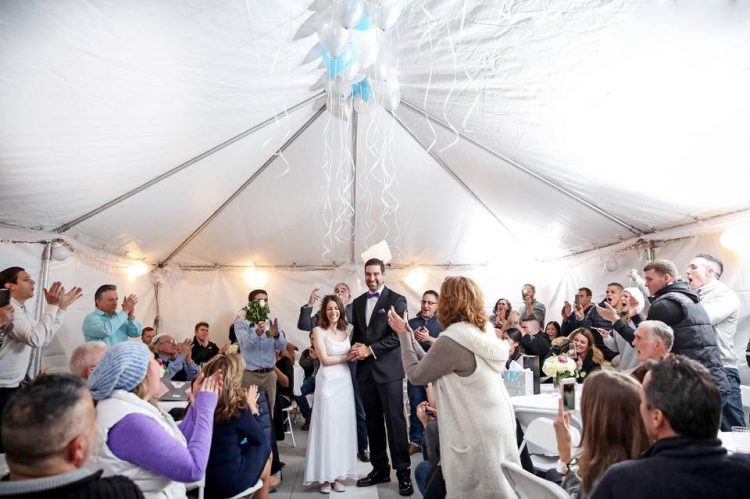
[43,281,83,310]
[246,384,260,415]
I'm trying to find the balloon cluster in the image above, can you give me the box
[296,0,409,120]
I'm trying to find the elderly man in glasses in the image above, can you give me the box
[153,334,200,381]
[406,290,443,456]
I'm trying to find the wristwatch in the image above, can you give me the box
[556,458,577,475]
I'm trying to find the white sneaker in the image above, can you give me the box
[332,481,345,493]
[320,483,331,494]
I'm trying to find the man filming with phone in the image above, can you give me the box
[520,284,546,325]
[561,288,593,336]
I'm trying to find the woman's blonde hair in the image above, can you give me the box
[202,354,248,424]
[437,276,488,331]
[578,371,650,494]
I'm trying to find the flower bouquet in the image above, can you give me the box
[542,354,577,386]
[243,299,272,337]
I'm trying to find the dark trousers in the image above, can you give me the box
[296,376,315,420]
[349,361,369,452]
[359,373,410,474]
[721,367,747,430]
[0,386,21,453]
[407,381,427,446]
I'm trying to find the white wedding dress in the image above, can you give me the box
[303,327,358,485]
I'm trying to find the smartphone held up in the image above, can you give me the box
[561,377,576,411]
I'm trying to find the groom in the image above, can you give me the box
[348,258,413,496]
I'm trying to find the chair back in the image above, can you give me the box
[501,461,569,499]
[519,417,580,457]
[292,364,305,397]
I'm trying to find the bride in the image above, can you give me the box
[304,295,358,493]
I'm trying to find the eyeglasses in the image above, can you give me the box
[421,300,437,306]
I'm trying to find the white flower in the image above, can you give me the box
[258,299,266,308]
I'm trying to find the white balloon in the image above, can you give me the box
[334,0,365,28]
[353,96,377,115]
[351,27,381,68]
[301,41,323,65]
[294,11,325,40]
[328,78,353,98]
[326,95,352,121]
[383,86,401,112]
[308,0,331,11]
[369,0,406,30]
[318,19,350,57]
[340,60,362,82]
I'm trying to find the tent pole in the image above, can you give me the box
[28,242,52,379]
[350,110,358,263]
[55,92,326,234]
[390,110,532,256]
[399,98,645,236]
[160,106,327,265]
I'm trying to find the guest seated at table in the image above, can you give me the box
[520,317,551,358]
[191,322,222,366]
[545,321,562,341]
[591,356,750,499]
[503,328,525,370]
[69,341,108,380]
[87,341,220,498]
[203,354,273,499]
[0,374,144,499]
[568,328,603,382]
[153,334,200,381]
[554,370,650,498]
[629,320,673,383]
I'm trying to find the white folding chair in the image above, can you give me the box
[519,417,580,473]
[740,385,750,425]
[501,461,570,499]
[186,477,205,499]
[226,479,263,499]
[290,363,305,423]
[515,408,582,460]
[282,405,296,447]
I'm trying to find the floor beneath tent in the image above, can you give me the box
[273,417,425,498]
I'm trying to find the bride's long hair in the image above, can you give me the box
[317,295,348,331]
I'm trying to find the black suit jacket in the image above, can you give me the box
[350,286,407,384]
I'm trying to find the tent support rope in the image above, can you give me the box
[54,92,325,234]
[350,110,358,263]
[399,98,645,236]
[159,106,326,265]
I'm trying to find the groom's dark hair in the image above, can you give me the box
[364,258,385,273]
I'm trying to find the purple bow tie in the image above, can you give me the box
[367,291,380,299]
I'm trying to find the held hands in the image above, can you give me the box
[416,401,437,428]
[347,343,371,361]
[553,398,573,464]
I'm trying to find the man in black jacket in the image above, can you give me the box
[591,355,750,499]
[0,374,143,499]
[597,260,731,410]
[347,258,412,496]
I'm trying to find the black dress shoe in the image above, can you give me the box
[398,477,414,496]
[357,449,370,462]
[356,469,390,487]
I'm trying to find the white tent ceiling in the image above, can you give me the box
[2,0,750,267]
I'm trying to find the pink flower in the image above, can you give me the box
[558,356,568,363]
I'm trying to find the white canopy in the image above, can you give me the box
[1,1,749,378]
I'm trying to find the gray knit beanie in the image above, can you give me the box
[88,341,151,400]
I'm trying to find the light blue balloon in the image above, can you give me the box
[354,13,373,31]
[352,78,373,101]
[322,47,353,78]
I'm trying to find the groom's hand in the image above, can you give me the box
[348,343,371,361]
